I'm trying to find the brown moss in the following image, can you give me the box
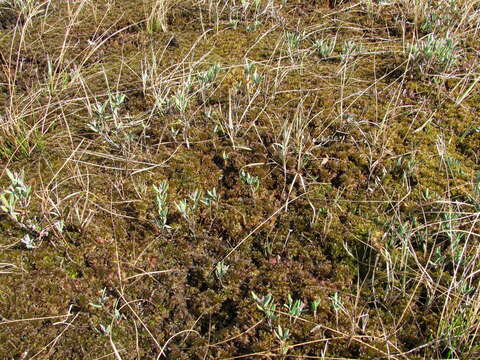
[1,0,479,358]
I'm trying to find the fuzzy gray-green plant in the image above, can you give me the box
[215,261,230,283]
[153,181,169,228]
[240,169,260,193]
[407,33,458,73]
[252,292,277,324]
[0,169,31,222]
[314,38,335,59]
[284,294,306,322]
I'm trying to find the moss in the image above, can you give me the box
[1,0,479,358]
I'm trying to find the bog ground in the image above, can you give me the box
[1,0,480,359]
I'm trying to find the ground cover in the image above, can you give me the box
[0,0,480,358]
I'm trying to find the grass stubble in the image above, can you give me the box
[0,0,480,358]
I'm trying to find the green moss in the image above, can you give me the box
[0,0,479,358]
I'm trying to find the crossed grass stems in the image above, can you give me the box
[1,71,478,360]
[249,196,480,356]
[0,0,480,358]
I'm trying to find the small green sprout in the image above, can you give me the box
[215,261,230,283]
[421,12,442,33]
[87,92,129,147]
[330,292,344,325]
[244,60,256,76]
[0,169,31,221]
[113,308,122,321]
[0,191,19,220]
[284,31,306,61]
[198,64,221,86]
[175,199,190,219]
[407,33,457,73]
[314,38,335,59]
[284,294,305,322]
[89,288,109,309]
[251,70,262,84]
[172,90,189,113]
[175,189,202,226]
[90,92,125,129]
[153,91,172,114]
[20,234,36,249]
[107,92,125,121]
[244,60,263,87]
[274,325,290,355]
[445,156,464,177]
[341,41,360,63]
[311,298,321,318]
[5,169,31,203]
[274,324,290,341]
[285,31,304,51]
[252,292,277,323]
[113,299,124,321]
[201,187,219,206]
[331,292,342,310]
[153,181,169,228]
[188,189,201,210]
[240,169,260,193]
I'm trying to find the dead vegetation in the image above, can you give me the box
[0,0,479,359]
